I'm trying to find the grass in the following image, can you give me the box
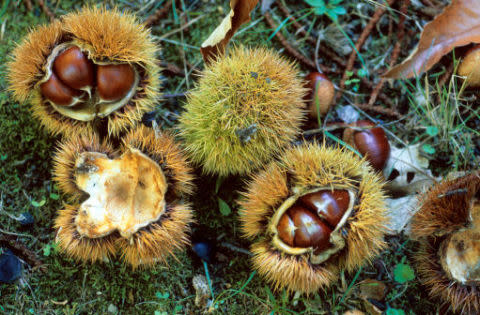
[0,0,474,314]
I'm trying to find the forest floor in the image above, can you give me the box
[0,0,477,314]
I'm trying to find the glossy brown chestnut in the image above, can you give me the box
[40,72,82,106]
[277,214,296,247]
[289,206,331,250]
[53,46,94,90]
[97,64,135,101]
[305,72,335,119]
[299,190,350,227]
[277,190,350,252]
[343,120,390,172]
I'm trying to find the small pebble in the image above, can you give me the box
[18,212,34,226]
[0,249,22,283]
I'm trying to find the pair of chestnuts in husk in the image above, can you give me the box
[40,45,136,109]
[8,7,160,137]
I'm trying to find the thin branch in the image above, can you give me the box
[144,0,173,27]
[339,0,396,93]
[37,0,55,21]
[0,234,45,271]
[264,11,316,70]
[368,0,409,106]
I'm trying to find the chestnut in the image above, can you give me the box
[97,64,135,102]
[239,143,389,293]
[458,44,480,87]
[304,72,335,119]
[277,190,351,253]
[8,7,161,137]
[40,72,82,106]
[42,45,136,107]
[300,190,350,227]
[53,46,94,90]
[343,120,390,172]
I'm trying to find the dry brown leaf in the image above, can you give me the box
[384,0,480,79]
[200,0,259,63]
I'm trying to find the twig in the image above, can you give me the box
[158,15,204,40]
[368,0,409,106]
[24,0,33,11]
[220,242,252,256]
[163,92,186,98]
[160,62,185,77]
[275,2,341,73]
[264,11,316,70]
[0,234,45,272]
[437,60,454,90]
[277,1,314,43]
[339,0,396,93]
[36,0,55,21]
[144,0,173,27]
[355,103,401,118]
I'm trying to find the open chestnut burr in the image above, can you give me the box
[40,45,138,120]
[239,143,388,293]
[411,173,480,314]
[8,7,160,137]
[52,126,194,267]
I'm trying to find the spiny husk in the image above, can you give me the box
[411,173,480,314]
[122,125,195,198]
[53,127,195,267]
[63,7,161,137]
[52,133,117,201]
[251,241,338,293]
[55,203,117,263]
[411,172,480,239]
[117,203,193,268]
[239,142,388,293]
[7,20,64,103]
[415,239,480,315]
[7,7,161,138]
[178,46,307,176]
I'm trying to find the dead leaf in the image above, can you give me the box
[384,0,480,78]
[358,279,387,301]
[385,195,419,235]
[383,144,438,196]
[201,0,259,63]
[192,274,210,308]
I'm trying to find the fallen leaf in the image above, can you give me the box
[384,0,480,78]
[384,195,418,235]
[201,0,259,63]
[383,144,438,196]
[358,279,387,301]
[192,274,210,308]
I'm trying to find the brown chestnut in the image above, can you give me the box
[305,72,335,119]
[277,213,296,247]
[458,44,480,87]
[343,120,390,172]
[289,206,331,251]
[53,46,94,90]
[276,189,353,252]
[40,72,82,106]
[299,190,350,227]
[97,64,135,101]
